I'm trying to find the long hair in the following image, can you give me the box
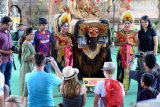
[61,77,81,98]
[11,5,21,22]
[140,15,153,31]
[18,27,33,63]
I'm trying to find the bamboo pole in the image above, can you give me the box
[112,0,116,28]
[48,0,52,30]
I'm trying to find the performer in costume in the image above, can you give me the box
[54,12,73,70]
[54,1,112,79]
[73,19,112,79]
[114,11,138,93]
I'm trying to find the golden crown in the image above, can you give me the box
[58,12,71,27]
[121,10,134,23]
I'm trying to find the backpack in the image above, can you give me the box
[104,79,123,107]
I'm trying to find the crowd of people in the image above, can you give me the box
[0,9,159,107]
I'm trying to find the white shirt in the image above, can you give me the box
[0,72,4,96]
[94,79,125,107]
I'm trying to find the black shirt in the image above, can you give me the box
[138,28,157,52]
[129,69,160,101]
[137,88,159,102]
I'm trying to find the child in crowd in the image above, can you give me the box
[137,73,159,102]
[5,96,22,107]
[94,62,125,107]
[59,66,86,107]
[16,23,25,41]
[129,54,160,101]
[32,18,52,73]
[18,27,35,107]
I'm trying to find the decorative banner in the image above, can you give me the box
[53,0,57,4]
[83,78,105,87]
[95,0,111,3]
[126,0,131,3]
[95,0,100,3]
[0,0,8,19]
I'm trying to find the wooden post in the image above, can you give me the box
[8,0,10,16]
[112,0,116,28]
[30,0,31,25]
[48,0,53,30]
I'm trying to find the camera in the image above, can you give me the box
[45,57,51,63]
[135,53,143,58]
[10,46,18,53]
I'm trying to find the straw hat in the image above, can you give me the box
[62,66,79,80]
[101,62,115,71]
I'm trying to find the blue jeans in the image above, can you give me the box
[44,63,52,73]
[0,61,13,93]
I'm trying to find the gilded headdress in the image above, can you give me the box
[120,10,134,23]
[58,12,71,27]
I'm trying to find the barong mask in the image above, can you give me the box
[77,21,109,50]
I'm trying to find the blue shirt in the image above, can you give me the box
[25,71,62,107]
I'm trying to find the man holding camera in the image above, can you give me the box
[25,52,62,107]
[0,16,13,94]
